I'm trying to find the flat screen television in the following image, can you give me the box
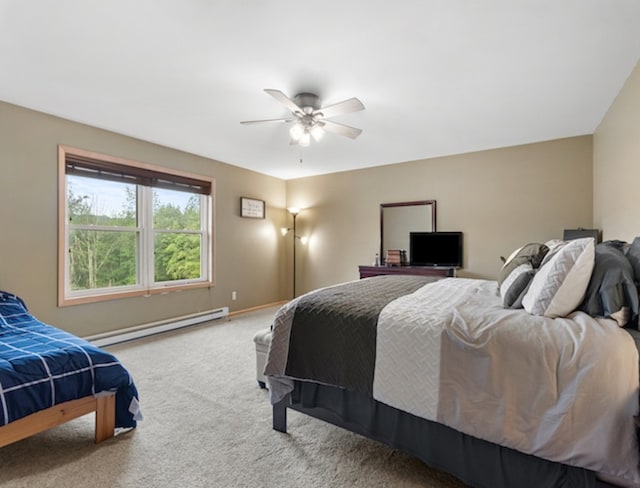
[410,231,463,268]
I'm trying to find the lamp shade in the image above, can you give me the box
[310,125,324,141]
[289,123,304,141]
[298,132,311,147]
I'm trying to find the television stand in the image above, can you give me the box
[358,265,455,279]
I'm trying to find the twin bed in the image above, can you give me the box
[0,290,140,447]
[265,237,640,488]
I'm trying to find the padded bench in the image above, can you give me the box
[253,327,272,389]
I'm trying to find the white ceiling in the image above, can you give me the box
[1,1,640,180]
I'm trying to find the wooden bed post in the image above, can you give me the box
[95,394,116,443]
[273,395,289,433]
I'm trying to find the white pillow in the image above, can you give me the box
[522,237,595,318]
[539,239,568,267]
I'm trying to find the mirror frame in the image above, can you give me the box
[380,200,437,264]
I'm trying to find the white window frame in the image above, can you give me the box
[58,145,215,306]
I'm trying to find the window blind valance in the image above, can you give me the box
[65,154,211,195]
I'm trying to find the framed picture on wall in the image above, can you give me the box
[240,197,265,219]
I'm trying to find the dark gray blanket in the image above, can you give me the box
[579,240,639,326]
[284,275,436,395]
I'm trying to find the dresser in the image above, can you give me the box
[358,265,455,279]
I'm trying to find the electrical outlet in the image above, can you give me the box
[232,291,237,301]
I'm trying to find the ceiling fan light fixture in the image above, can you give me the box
[299,131,311,147]
[310,124,324,142]
[241,89,365,149]
[289,122,304,141]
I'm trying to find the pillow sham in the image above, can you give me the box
[522,237,595,318]
[579,241,639,327]
[498,243,549,286]
[500,263,535,308]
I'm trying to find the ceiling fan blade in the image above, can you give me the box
[321,120,362,139]
[264,89,304,115]
[315,97,365,119]
[240,117,293,125]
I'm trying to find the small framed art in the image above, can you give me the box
[240,197,265,219]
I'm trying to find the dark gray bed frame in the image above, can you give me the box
[273,381,618,488]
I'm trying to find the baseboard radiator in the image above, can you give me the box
[85,307,229,347]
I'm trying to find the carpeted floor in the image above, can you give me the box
[0,306,466,487]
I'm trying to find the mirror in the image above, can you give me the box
[380,200,436,264]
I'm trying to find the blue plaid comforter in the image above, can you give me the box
[0,291,140,429]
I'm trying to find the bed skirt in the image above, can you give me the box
[273,381,617,488]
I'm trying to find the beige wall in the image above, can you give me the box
[0,96,603,335]
[593,61,640,241]
[287,136,593,294]
[0,101,288,336]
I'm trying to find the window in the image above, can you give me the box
[58,145,214,306]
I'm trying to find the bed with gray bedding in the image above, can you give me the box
[265,238,640,488]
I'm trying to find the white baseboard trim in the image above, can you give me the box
[85,307,229,347]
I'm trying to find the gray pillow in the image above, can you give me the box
[500,263,535,308]
[579,241,639,327]
[498,243,549,286]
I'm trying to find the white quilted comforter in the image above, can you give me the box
[267,278,640,486]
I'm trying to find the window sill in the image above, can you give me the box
[58,281,214,307]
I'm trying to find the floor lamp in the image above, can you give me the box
[282,207,300,298]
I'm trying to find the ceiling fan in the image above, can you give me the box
[240,89,365,147]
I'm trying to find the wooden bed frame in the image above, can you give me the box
[0,393,116,448]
